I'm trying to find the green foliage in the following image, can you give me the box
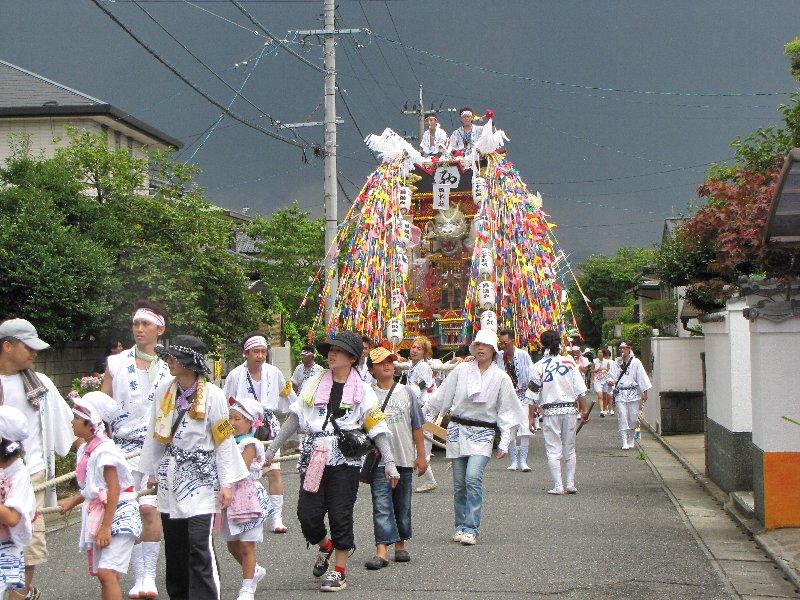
[619,323,653,356]
[654,234,715,288]
[0,129,266,353]
[569,247,656,347]
[248,203,325,360]
[786,38,800,82]
[642,299,678,333]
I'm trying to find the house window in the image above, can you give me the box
[114,131,121,150]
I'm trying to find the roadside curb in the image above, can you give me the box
[641,422,800,594]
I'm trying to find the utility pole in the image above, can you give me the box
[402,84,457,149]
[291,5,360,325]
[322,0,337,325]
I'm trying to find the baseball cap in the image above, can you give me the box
[367,347,399,367]
[0,319,50,351]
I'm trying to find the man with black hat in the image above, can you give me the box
[0,318,75,600]
[264,330,399,592]
[140,335,247,600]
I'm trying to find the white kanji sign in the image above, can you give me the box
[434,165,460,188]
[433,184,450,210]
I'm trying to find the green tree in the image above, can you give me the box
[1,130,266,356]
[248,203,325,356]
[569,247,656,347]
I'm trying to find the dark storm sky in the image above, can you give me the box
[2,0,799,261]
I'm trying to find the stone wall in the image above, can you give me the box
[660,391,705,435]
[34,341,106,395]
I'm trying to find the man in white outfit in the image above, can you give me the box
[528,330,589,495]
[101,300,171,599]
[496,329,535,472]
[420,114,449,157]
[607,341,651,450]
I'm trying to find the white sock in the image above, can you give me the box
[129,543,143,588]
[142,540,160,581]
[270,495,284,525]
[565,455,576,487]
[242,578,255,590]
[547,456,562,489]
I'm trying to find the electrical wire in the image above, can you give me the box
[337,88,379,161]
[89,0,310,151]
[371,33,790,98]
[357,1,407,97]
[229,0,325,73]
[384,1,420,85]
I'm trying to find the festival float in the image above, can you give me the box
[304,115,588,353]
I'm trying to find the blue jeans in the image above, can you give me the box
[370,465,413,545]
[451,455,491,536]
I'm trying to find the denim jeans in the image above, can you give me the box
[370,465,413,545]
[451,454,491,536]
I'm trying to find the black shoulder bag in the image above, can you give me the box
[358,382,397,484]
[324,391,376,461]
[612,358,632,398]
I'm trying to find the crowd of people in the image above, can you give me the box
[0,305,652,599]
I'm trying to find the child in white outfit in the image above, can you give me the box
[58,392,142,599]
[0,406,36,598]
[223,396,274,600]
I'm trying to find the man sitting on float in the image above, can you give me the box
[420,113,449,158]
[448,107,483,156]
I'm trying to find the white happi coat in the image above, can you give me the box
[421,127,449,155]
[291,372,389,472]
[449,125,484,153]
[223,362,295,413]
[426,361,522,457]
[290,362,325,392]
[607,354,652,403]
[76,438,142,553]
[107,347,171,460]
[530,354,587,415]
[0,459,35,590]
[139,379,248,518]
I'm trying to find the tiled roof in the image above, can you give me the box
[0,60,103,108]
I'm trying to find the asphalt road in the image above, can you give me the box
[39,414,732,599]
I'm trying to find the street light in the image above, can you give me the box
[764,148,800,247]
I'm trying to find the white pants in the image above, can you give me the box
[542,413,577,461]
[615,400,639,432]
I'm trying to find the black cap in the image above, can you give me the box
[316,330,363,360]
[155,335,209,374]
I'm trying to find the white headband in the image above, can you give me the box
[461,110,473,117]
[132,308,165,328]
[243,335,268,352]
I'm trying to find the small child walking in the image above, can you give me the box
[58,392,142,600]
[223,397,274,600]
[0,406,36,598]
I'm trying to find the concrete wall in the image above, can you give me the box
[643,336,705,434]
[33,341,105,396]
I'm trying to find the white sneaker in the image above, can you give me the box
[253,564,266,589]
[128,585,142,600]
[565,485,578,494]
[452,530,465,543]
[460,532,477,546]
[236,588,255,600]
[547,487,565,495]
[519,461,531,472]
[506,463,518,471]
[415,482,438,493]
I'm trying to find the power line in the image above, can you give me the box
[371,33,791,98]
[89,0,311,151]
[132,0,284,128]
[229,0,325,73]
[337,88,378,161]
[383,1,420,85]
[357,1,407,97]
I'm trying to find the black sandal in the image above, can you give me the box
[394,549,411,562]
[365,555,390,570]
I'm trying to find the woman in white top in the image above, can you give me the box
[425,329,522,546]
[395,336,439,493]
[592,348,613,417]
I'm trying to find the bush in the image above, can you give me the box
[643,299,678,333]
[605,323,652,356]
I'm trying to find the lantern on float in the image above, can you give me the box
[478,247,493,275]
[398,186,412,211]
[386,319,404,344]
[478,280,495,310]
[480,310,497,332]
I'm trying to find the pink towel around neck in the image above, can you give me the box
[313,368,363,408]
